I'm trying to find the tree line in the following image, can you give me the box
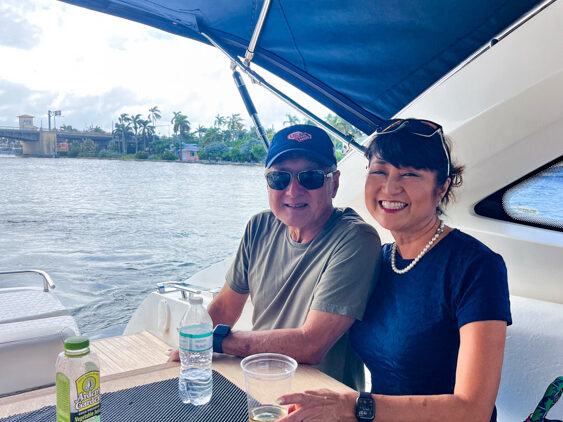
[59,106,363,163]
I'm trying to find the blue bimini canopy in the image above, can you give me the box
[59,0,544,134]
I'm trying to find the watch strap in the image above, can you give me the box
[212,324,231,353]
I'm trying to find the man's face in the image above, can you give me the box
[266,156,339,240]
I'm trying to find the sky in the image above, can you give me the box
[0,0,328,135]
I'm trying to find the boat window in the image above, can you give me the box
[474,157,562,232]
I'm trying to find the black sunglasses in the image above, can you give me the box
[368,118,450,176]
[265,170,334,190]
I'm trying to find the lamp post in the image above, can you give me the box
[48,110,61,131]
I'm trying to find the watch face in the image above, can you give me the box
[356,397,375,419]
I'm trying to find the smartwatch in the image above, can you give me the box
[355,391,375,421]
[212,324,231,353]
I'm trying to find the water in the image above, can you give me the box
[0,156,268,338]
[248,405,288,422]
[504,164,563,228]
[178,368,213,405]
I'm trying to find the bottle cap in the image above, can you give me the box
[189,295,203,304]
[64,336,90,350]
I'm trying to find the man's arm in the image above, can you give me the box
[207,282,248,326]
[168,282,247,362]
[221,309,355,364]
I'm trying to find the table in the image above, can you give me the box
[0,354,353,419]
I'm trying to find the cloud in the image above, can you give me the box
[0,80,55,127]
[0,0,42,49]
[0,0,330,135]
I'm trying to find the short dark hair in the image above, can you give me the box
[365,125,464,214]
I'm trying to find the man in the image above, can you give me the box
[172,124,381,389]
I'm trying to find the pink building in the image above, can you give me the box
[181,144,199,161]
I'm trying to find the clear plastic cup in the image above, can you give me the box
[240,353,297,422]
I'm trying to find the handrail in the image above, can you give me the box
[0,270,56,292]
[156,281,221,300]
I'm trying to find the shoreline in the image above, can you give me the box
[1,154,263,167]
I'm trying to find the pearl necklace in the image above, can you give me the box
[391,221,445,274]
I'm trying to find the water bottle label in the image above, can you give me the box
[179,326,212,352]
[72,371,101,421]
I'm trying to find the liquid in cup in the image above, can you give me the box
[241,353,297,422]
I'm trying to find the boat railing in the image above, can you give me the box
[0,269,55,292]
[156,281,221,300]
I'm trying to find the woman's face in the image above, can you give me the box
[365,159,449,234]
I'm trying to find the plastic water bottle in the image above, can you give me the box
[178,295,213,405]
[56,336,101,422]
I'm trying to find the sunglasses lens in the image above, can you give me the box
[381,120,403,133]
[266,171,291,190]
[297,170,325,190]
[412,120,439,135]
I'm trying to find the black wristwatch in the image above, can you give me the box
[355,391,375,421]
[212,324,231,353]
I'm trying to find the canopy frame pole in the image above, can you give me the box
[244,0,272,66]
[202,32,365,154]
[232,63,270,150]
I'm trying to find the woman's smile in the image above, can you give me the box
[379,200,408,212]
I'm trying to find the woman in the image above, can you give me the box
[278,118,511,422]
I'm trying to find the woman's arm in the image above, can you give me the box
[278,320,506,422]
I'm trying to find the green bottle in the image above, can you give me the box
[56,336,101,422]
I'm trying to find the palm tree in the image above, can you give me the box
[226,113,244,142]
[283,114,301,127]
[130,114,142,153]
[117,113,131,153]
[171,111,191,160]
[138,119,154,151]
[113,121,133,154]
[148,106,161,130]
[194,124,207,142]
[214,114,226,129]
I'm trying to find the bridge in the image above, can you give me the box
[0,127,114,156]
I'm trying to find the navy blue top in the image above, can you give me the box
[350,229,511,421]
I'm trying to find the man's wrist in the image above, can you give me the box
[212,324,231,353]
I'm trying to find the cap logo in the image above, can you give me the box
[287,131,312,142]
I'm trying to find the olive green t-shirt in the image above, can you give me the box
[226,207,381,389]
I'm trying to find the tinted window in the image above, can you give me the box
[474,158,562,232]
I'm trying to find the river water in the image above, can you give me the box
[0,156,268,338]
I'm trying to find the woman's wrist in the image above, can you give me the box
[343,390,361,421]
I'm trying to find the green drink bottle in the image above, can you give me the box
[56,336,101,422]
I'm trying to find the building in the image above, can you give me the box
[17,115,38,130]
[180,143,199,161]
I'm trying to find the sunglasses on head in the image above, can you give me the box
[265,170,334,190]
[375,118,450,177]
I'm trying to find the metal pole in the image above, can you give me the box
[232,67,270,150]
[202,32,365,153]
[244,0,272,66]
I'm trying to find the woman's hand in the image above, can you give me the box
[167,348,180,362]
[277,389,358,422]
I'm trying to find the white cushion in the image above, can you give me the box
[0,286,79,396]
[0,287,68,324]
[496,295,563,421]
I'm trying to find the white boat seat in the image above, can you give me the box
[496,295,563,421]
[0,287,69,324]
[0,287,79,396]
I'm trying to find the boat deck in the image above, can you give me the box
[91,330,170,376]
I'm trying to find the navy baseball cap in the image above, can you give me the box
[265,125,337,168]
